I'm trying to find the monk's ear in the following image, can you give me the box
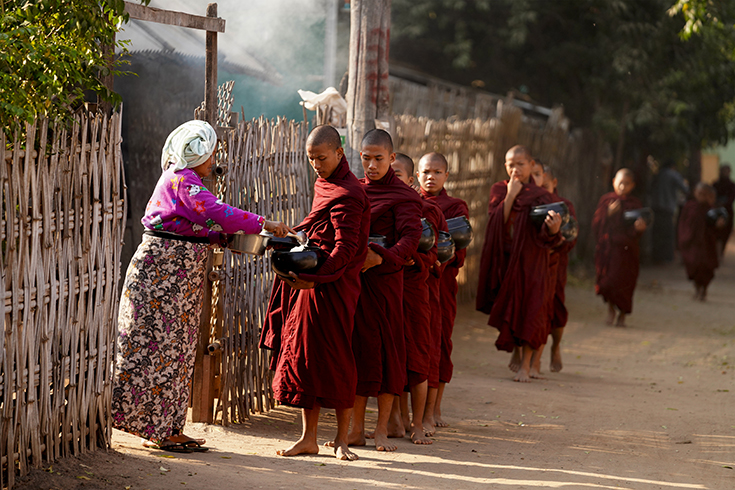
[389,152,396,164]
[336,147,344,159]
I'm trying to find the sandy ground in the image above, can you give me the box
[14,248,735,490]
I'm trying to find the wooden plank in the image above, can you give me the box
[204,3,218,127]
[124,1,225,33]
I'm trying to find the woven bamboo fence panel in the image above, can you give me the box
[0,111,126,488]
[213,116,310,425]
[391,104,606,304]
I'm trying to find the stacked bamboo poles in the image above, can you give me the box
[0,111,126,488]
[214,116,310,425]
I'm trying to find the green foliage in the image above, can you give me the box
[391,0,735,160]
[0,0,149,127]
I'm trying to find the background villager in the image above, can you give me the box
[649,160,689,264]
[112,120,290,452]
[712,164,735,256]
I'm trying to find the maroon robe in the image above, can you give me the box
[422,200,448,389]
[420,188,469,383]
[476,180,562,352]
[354,168,423,397]
[259,157,370,409]
[402,199,444,388]
[592,192,643,314]
[678,199,719,288]
[551,194,578,330]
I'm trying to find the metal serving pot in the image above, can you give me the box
[229,231,305,255]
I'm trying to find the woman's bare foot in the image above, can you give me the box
[508,346,521,372]
[433,414,449,427]
[550,343,563,373]
[409,425,433,445]
[606,303,616,325]
[333,442,359,461]
[277,438,319,457]
[144,434,206,448]
[374,432,397,452]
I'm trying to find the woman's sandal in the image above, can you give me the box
[158,440,209,453]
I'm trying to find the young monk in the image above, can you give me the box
[388,153,442,444]
[678,183,724,301]
[346,129,422,452]
[530,164,578,374]
[476,145,562,383]
[417,152,469,426]
[592,168,647,327]
[260,125,370,461]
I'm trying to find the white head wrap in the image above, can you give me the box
[160,120,217,172]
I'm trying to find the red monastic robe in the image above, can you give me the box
[422,200,448,389]
[402,198,444,388]
[678,199,719,288]
[354,168,422,397]
[420,188,469,383]
[260,157,370,409]
[592,192,643,314]
[551,194,578,330]
[476,180,562,352]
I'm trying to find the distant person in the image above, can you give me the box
[678,183,724,301]
[593,169,647,327]
[649,159,688,263]
[712,164,735,255]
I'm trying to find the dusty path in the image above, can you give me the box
[16,249,735,489]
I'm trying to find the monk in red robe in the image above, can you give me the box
[592,168,647,327]
[418,152,469,425]
[678,183,723,301]
[346,129,422,452]
[384,153,442,445]
[476,146,562,383]
[260,125,370,460]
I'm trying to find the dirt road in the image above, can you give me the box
[16,251,735,489]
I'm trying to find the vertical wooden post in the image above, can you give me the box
[345,0,391,176]
[191,2,219,424]
[205,3,218,128]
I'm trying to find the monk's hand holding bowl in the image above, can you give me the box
[545,210,562,235]
[634,217,647,232]
[286,272,315,290]
[361,248,383,272]
[405,258,415,266]
[264,220,295,238]
[607,199,622,217]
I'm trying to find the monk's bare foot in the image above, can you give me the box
[550,344,563,373]
[606,304,616,325]
[277,438,319,457]
[333,442,359,461]
[422,415,436,436]
[374,433,397,452]
[514,369,532,383]
[326,431,366,447]
[615,313,626,328]
[387,412,406,438]
[509,347,521,372]
[410,426,433,445]
[529,367,545,379]
[434,414,449,427]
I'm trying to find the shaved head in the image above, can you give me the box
[615,168,635,182]
[394,153,414,175]
[696,182,715,195]
[543,165,555,179]
[361,128,393,152]
[506,145,531,161]
[419,152,448,172]
[306,125,342,150]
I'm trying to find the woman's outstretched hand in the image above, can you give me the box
[264,220,295,237]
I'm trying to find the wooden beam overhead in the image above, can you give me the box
[124,1,225,33]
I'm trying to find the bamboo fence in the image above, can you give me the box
[0,111,126,488]
[212,116,311,425]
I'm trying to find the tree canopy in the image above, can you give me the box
[0,0,149,127]
[391,0,735,162]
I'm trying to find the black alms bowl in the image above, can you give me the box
[623,207,654,226]
[437,230,456,264]
[446,216,473,250]
[418,218,436,252]
[529,202,570,227]
[706,206,729,226]
[560,216,579,242]
[368,234,388,248]
[271,247,328,279]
